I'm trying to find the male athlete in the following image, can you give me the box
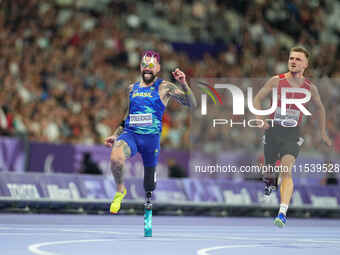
[104,50,197,214]
[253,46,332,227]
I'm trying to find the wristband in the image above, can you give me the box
[120,120,125,127]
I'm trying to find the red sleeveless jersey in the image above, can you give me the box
[270,73,311,126]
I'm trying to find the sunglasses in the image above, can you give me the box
[141,62,156,68]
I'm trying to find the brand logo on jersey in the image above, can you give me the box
[133,92,152,98]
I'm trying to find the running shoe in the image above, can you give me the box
[274,213,287,228]
[110,188,127,214]
[263,177,277,196]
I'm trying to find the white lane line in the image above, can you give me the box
[155,233,340,244]
[2,227,339,244]
[0,227,121,235]
[28,237,340,255]
[2,226,338,244]
[0,233,76,236]
[28,238,206,255]
[197,245,263,255]
[60,229,121,235]
[0,228,70,231]
[28,239,113,255]
[0,227,340,237]
[2,225,340,234]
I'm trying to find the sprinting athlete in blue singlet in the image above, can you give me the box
[105,50,197,213]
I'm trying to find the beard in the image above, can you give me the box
[142,70,156,84]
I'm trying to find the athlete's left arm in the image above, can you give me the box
[310,84,332,146]
[160,68,197,108]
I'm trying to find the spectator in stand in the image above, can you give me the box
[0,0,338,157]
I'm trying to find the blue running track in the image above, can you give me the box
[0,214,339,255]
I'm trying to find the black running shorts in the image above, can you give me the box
[263,125,304,165]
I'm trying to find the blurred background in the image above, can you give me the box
[0,0,339,217]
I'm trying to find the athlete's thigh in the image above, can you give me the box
[111,132,137,161]
[278,135,303,177]
[137,134,160,167]
[280,136,303,160]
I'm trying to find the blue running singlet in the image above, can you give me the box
[125,78,165,134]
[117,78,165,167]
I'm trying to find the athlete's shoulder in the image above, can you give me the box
[271,75,280,81]
[265,75,280,88]
[128,83,134,92]
[308,82,318,94]
[159,79,171,85]
[159,79,175,90]
[277,73,287,80]
[304,78,313,88]
[129,80,141,91]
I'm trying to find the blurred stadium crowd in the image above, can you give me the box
[0,0,339,154]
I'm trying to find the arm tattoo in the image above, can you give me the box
[164,81,197,108]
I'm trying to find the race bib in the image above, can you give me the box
[129,113,153,126]
[274,107,300,126]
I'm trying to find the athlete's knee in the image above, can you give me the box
[280,171,293,179]
[281,154,296,165]
[111,140,131,163]
[110,151,125,166]
[144,166,156,192]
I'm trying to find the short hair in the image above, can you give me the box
[290,46,310,60]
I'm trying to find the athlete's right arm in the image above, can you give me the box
[253,76,279,129]
[104,84,133,147]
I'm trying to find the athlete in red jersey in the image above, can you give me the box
[253,46,332,227]
[269,73,312,127]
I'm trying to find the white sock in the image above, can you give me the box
[279,203,288,215]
